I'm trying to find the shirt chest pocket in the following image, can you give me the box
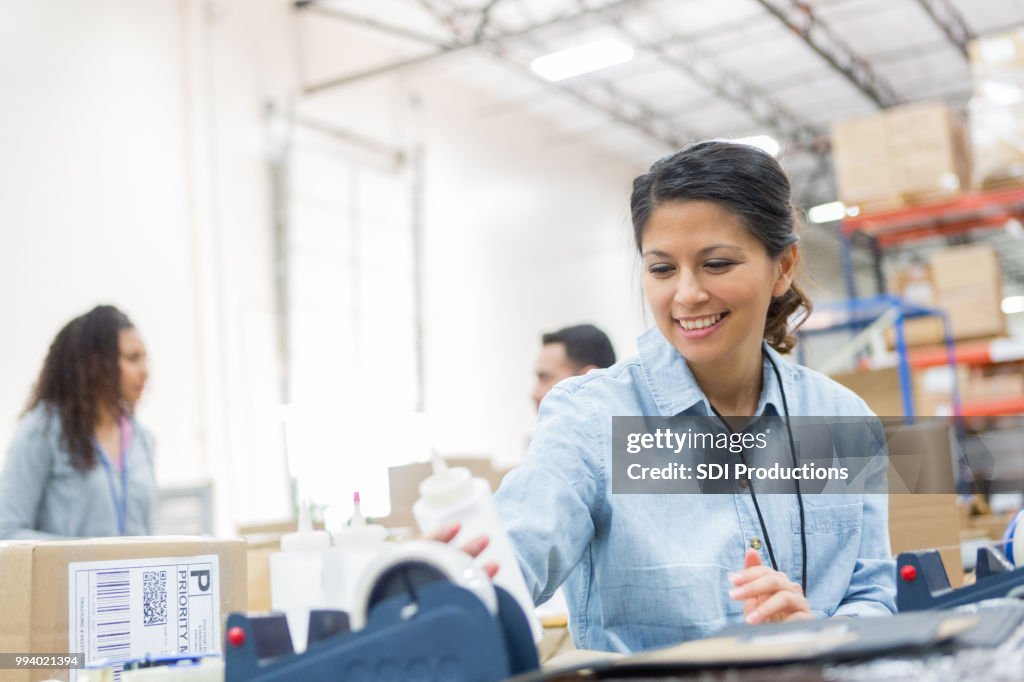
[791,501,863,609]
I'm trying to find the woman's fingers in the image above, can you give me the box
[745,588,810,624]
[728,565,775,586]
[729,571,799,600]
[427,522,461,544]
[424,523,495,575]
[461,534,490,558]
[783,610,815,623]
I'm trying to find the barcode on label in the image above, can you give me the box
[143,570,167,626]
[94,570,130,657]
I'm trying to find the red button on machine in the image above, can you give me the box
[900,565,917,582]
[227,626,246,647]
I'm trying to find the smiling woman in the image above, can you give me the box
[0,305,157,539]
[492,141,895,653]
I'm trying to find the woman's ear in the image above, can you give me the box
[772,244,798,297]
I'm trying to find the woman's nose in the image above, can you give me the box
[674,270,710,306]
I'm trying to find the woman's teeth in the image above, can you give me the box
[678,313,725,330]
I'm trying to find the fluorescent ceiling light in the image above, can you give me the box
[808,201,848,224]
[531,38,634,81]
[1002,296,1024,314]
[730,135,781,157]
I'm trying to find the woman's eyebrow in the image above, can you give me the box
[642,244,744,258]
[698,244,742,256]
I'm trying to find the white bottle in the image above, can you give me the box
[269,502,332,652]
[412,457,542,642]
[324,492,388,614]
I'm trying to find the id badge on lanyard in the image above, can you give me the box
[96,416,132,535]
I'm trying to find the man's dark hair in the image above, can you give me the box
[542,324,616,370]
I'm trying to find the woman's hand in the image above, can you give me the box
[728,548,812,624]
[428,522,499,578]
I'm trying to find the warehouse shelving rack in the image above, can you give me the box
[832,185,1024,418]
[837,185,1024,300]
[799,294,960,422]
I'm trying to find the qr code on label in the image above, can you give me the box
[143,570,167,626]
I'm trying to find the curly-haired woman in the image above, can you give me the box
[0,305,156,539]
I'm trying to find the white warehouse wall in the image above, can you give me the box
[0,0,664,528]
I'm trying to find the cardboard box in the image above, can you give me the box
[831,102,970,208]
[0,536,246,682]
[886,245,1005,347]
[885,420,963,586]
[930,245,1006,340]
[962,511,1016,541]
[246,544,274,612]
[831,114,901,207]
[886,103,971,198]
[830,367,907,417]
[889,494,964,587]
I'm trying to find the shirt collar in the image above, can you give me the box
[637,327,793,417]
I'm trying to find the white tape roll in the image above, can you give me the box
[349,541,497,631]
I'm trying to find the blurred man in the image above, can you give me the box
[532,324,616,410]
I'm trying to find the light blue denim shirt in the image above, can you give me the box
[494,327,896,653]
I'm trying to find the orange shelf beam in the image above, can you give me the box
[842,186,1024,242]
[959,397,1024,417]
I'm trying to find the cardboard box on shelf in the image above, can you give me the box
[886,102,971,199]
[886,244,1006,348]
[930,245,1006,340]
[831,114,901,208]
[830,367,907,417]
[0,536,246,682]
[831,102,971,210]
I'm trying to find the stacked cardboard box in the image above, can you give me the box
[885,244,1006,348]
[832,102,971,210]
[968,29,1024,188]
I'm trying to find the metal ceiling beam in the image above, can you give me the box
[913,0,973,58]
[752,0,902,108]
[615,17,828,153]
[296,0,649,95]
[415,0,698,150]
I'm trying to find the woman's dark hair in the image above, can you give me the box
[25,305,135,471]
[630,140,811,353]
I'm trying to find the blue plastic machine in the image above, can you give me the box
[897,546,1024,611]
[223,566,539,682]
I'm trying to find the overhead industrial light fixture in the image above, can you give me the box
[531,38,635,81]
[808,200,861,224]
[729,134,781,157]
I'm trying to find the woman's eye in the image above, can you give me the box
[648,264,675,276]
[704,260,735,271]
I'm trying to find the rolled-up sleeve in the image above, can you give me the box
[494,385,604,605]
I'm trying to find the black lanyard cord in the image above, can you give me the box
[707,348,807,595]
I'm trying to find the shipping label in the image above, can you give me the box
[68,555,220,681]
